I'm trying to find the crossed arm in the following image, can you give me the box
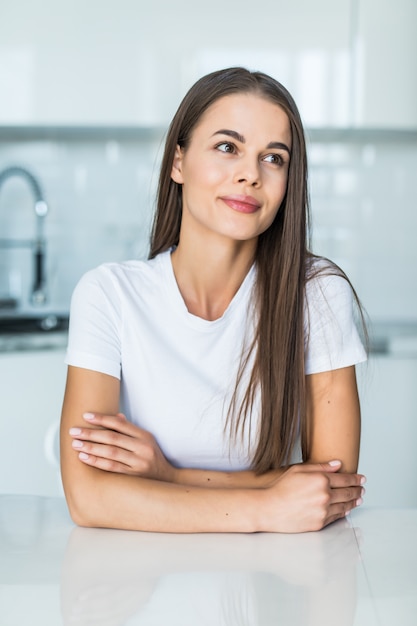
[60,364,365,533]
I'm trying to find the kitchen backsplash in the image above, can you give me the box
[308,138,417,322]
[0,132,416,321]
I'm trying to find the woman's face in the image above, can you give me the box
[171,92,291,246]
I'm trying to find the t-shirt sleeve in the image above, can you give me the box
[64,266,122,379]
[304,272,367,375]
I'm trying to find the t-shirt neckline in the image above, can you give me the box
[158,249,255,331]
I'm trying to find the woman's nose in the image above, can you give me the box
[233,157,261,187]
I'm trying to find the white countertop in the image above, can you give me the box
[1,496,416,625]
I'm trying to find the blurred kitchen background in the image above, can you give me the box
[1,0,416,505]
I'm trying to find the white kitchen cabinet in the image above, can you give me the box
[357,356,417,507]
[0,0,352,127]
[0,349,67,497]
[354,0,417,128]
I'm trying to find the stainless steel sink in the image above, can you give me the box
[0,313,69,334]
[0,313,69,352]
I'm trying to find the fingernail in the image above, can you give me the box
[83,412,95,421]
[361,487,366,497]
[69,428,82,436]
[328,460,341,467]
[72,440,83,448]
[360,476,367,485]
[356,497,363,506]
[79,452,89,460]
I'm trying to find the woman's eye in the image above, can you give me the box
[216,142,236,153]
[263,153,284,166]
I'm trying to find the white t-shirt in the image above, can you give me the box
[65,250,366,470]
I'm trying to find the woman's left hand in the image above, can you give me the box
[69,412,177,482]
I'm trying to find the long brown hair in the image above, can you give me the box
[149,67,359,473]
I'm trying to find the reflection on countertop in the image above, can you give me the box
[0,496,361,626]
[62,519,360,626]
[2,495,417,625]
[0,495,417,626]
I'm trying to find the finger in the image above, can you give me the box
[323,511,349,528]
[77,450,134,474]
[70,427,137,452]
[324,498,359,528]
[290,461,364,485]
[294,460,343,474]
[328,472,366,488]
[330,486,365,505]
[296,460,342,474]
[71,436,138,465]
[83,412,140,437]
[292,461,367,489]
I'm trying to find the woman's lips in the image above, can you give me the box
[220,195,261,214]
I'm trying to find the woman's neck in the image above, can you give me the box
[170,235,256,321]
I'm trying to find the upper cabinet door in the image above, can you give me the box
[0,2,152,125]
[353,0,417,128]
[172,0,353,129]
[6,0,415,129]
[0,0,352,127]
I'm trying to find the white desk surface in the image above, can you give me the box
[0,495,416,625]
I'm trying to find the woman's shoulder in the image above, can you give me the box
[305,255,352,297]
[303,255,367,371]
[306,254,345,278]
[303,255,361,329]
[75,251,170,293]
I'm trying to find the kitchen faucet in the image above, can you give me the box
[0,165,49,306]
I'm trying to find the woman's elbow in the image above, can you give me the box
[62,483,98,527]
[61,465,105,528]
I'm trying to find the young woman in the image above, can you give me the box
[60,67,367,533]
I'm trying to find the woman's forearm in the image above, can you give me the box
[62,458,364,533]
[171,467,284,489]
[64,467,261,533]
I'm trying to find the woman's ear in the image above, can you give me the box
[171,145,184,184]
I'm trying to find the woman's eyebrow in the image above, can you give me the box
[267,141,291,155]
[212,129,291,154]
[212,129,245,143]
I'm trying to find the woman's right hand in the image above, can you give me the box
[261,460,365,533]
[68,412,177,483]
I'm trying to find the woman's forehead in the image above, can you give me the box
[192,92,292,146]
